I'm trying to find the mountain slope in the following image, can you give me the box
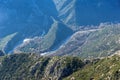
[0,50,4,56]
[53,0,120,30]
[0,0,57,53]
[52,23,120,58]
[0,0,120,54]
[0,53,84,80]
[0,33,17,53]
[64,55,120,80]
[0,53,120,80]
[15,21,73,53]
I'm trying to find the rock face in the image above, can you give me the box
[0,0,120,54]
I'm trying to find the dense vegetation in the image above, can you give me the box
[0,53,84,80]
[64,55,120,80]
[0,53,120,80]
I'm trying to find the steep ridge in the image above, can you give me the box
[53,0,76,29]
[15,21,73,53]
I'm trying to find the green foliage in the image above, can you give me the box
[0,54,30,80]
[64,55,120,80]
[1,53,120,80]
[0,54,83,80]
